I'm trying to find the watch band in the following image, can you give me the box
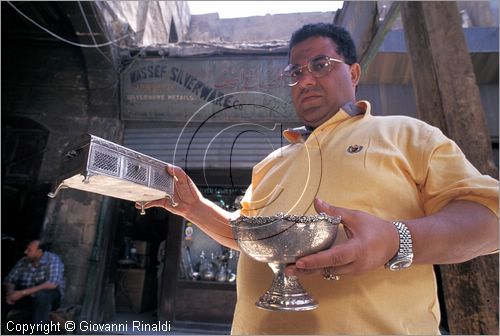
[385,221,414,271]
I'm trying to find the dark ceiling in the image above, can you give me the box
[2,1,78,42]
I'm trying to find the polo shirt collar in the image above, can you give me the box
[283,101,370,144]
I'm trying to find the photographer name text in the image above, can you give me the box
[6,320,172,334]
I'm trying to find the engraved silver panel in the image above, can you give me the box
[48,134,174,205]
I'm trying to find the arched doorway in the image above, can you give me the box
[1,117,51,276]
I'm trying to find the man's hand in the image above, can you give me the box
[6,290,25,305]
[136,164,240,250]
[287,197,400,277]
[136,164,203,219]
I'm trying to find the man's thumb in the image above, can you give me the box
[314,197,338,215]
[314,197,352,240]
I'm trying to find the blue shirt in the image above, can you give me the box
[4,251,65,298]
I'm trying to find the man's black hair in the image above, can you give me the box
[288,23,357,65]
[37,240,52,252]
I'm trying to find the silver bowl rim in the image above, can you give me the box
[230,212,341,230]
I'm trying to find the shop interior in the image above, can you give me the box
[109,186,244,331]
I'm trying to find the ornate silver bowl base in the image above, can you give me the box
[231,212,340,311]
[256,262,317,311]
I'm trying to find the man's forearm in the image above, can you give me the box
[23,282,57,297]
[5,282,57,304]
[185,197,240,250]
[408,200,498,265]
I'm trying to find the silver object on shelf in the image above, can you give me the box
[48,134,175,214]
[231,212,340,311]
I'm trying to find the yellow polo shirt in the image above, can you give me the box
[232,101,499,334]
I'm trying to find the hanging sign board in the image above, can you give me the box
[120,56,297,123]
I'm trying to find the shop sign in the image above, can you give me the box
[120,56,298,123]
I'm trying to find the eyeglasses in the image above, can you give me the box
[282,55,345,87]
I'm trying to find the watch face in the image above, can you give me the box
[389,259,412,271]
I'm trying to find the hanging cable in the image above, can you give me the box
[89,2,122,49]
[77,1,112,63]
[6,1,169,103]
[87,2,154,76]
[6,1,130,48]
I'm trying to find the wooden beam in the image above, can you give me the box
[334,1,378,61]
[334,1,402,75]
[401,2,498,334]
[359,2,401,74]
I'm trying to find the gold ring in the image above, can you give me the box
[322,267,340,281]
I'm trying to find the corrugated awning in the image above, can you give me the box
[123,122,297,171]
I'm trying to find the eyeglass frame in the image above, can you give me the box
[282,55,346,87]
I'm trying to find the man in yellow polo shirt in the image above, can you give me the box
[143,23,499,334]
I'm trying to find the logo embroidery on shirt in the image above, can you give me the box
[347,144,363,154]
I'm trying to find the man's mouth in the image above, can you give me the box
[300,94,321,104]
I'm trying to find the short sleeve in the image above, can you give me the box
[419,128,499,217]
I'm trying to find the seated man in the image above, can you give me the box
[3,239,65,324]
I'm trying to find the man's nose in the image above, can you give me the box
[297,71,317,88]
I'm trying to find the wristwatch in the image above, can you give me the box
[385,221,413,271]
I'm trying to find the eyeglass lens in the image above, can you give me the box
[284,56,336,86]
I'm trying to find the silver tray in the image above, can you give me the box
[48,134,174,211]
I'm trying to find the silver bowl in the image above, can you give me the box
[230,212,340,311]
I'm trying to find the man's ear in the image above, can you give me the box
[350,63,361,86]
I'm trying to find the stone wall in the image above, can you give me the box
[102,1,191,46]
[2,5,121,310]
[187,12,336,43]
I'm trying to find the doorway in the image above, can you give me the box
[106,200,169,326]
[1,117,50,280]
